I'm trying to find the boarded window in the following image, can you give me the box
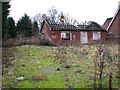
[61,32,72,40]
[93,32,101,40]
[81,32,88,44]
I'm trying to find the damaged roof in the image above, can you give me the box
[46,19,79,31]
[77,21,105,31]
[40,19,106,32]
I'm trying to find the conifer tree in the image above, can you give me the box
[6,17,16,38]
[2,2,11,39]
[32,21,39,36]
[16,14,32,37]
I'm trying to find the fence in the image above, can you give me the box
[106,33,120,43]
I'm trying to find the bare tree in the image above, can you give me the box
[32,6,58,28]
[32,6,79,31]
[33,14,47,28]
[63,13,79,25]
[92,43,118,88]
[47,6,58,21]
[31,13,50,34]
[48,7,79,25]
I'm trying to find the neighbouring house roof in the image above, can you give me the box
[106,6,120,31]
[78,21,105,31]
[102,17,113,30]
[40,19,106,33]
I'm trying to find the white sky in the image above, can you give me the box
[9,0,119,25]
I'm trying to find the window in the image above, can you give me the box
[93,32,101,40]
[42,33,45,39]
[61,32,72,40]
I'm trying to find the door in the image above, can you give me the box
[42,33,45,39]
[80,32,88,44]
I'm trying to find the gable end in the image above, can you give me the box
[107,6,120,31]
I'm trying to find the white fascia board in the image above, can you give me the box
[107,6,120,31]
[45,20,51,31]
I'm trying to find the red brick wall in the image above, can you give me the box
[101,32,106,41]
[106,9,120,43]
[41,22,52,41]
[87,32,93,43]
[51,31,80,44]
[71,31,80,43]
[51,31,61,43]
[109,10,119,34]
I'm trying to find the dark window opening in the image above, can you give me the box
[61,32,72,40]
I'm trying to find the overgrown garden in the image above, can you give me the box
[2,44,119,88]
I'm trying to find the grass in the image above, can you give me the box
[2,44,119,88]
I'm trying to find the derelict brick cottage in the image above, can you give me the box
[40,15,106,45]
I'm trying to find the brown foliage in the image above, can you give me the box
[2,37,40,48]
[31,74,49,81]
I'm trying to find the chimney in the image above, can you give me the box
[60,13,64,24]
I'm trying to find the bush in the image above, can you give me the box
[39,39,54,46]
[31,74,49,81]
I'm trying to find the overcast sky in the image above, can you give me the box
[9,0,119,25]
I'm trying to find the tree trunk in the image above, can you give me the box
[93,71,97,87]
[109,72,112,90]
[99,62,103,88]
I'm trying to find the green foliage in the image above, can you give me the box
[2,2,11,39]
[16,14,32,37]
[6,17,16,39]
[32,21,39,36]
[61,15,64,19]
[39,39,54,46]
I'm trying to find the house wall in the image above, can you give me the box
[101,32,106,41]
[51,31,106,44]
[51,31,61,43]
[51,31,80,44]
[87,32,93,43]
[71,31,80,44]
[41,22,52,41]
[87,31,106,43]
[109,10,120,34]
[106,9,120,43]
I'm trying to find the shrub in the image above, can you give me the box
[39,39,54,46]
